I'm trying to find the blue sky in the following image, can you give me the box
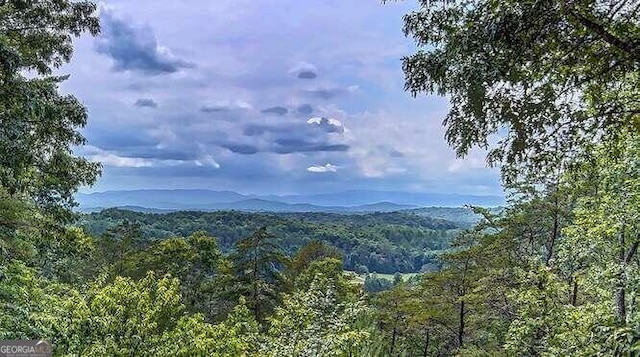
[61,0,501,196]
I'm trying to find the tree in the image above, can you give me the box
[45,272,260,356]
[97,220,145,274]
[0,261,51,340]
[294,258,357,304]
[0,0,101,219]
[119,231,229,321]
[400,0,639,182]
[231,227,288,322]
[0,187,39,261]
[558,132,640,355]
[264,270,372,356]
[290,240,342,276]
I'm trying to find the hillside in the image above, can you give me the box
[79,208,462,274]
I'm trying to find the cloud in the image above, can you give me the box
[307,117,344,133]
[239,115,349,155]
[67,0,503,196]
[296,104,314,115]
[303,85,359,100]
[307,163,339,173]
[134,98,158,108]
[82,146,189,168]
[91,152,155,168]
[223,144,259,155]
[261,106,288,116]
[243,124,270,137]
[96,9,193,75]
[298,71,317,79]
[201,100,253,113]
[273,139,349,154]
[289,61,318,79]
[194,155,221,169]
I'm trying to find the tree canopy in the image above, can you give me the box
[0,0,101,218]
[401,0,639,182]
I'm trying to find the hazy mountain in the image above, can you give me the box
[76,189,503,212]
[77,200,418,214]
[77,189,247,209]
[278,190,504,207]
[345,202,418,212]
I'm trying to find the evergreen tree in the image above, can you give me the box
[231,227,288,322]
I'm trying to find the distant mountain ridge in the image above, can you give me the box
[77,200,418,214]
[76,189,504,212]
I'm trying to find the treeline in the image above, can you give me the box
[79,209,460,273]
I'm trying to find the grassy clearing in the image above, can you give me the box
[344,270,421,284]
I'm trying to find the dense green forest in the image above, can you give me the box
[79,209,460,273]
[1,0,638,356]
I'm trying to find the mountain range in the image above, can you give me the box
[76,189,504,213]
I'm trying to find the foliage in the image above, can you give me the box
[400,0,639,182]
[80,209,460,273]
[264,269,372,356]
[1,1,639,356]
[231,227,288,321]
[0,0,101,219]
[117,231,229,321]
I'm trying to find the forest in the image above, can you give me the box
[1,0,638,356]
[79,208,461,274]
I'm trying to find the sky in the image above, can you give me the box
[61,0,502,196]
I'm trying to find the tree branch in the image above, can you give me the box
[624,240,639,264]
[570,11,640,64]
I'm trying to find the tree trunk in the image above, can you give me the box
[545,194,559,266]
[571,277,578,306]
[615,228,626,323]
[423,327,430,357]
[390,313,399,356]
[458,300,465,347]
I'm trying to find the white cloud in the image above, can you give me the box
[307,117,342,127]
[194,154,221,168]
[307,117,345,133]
[288,61,318,78]
[307,163,339,173]
[82,145,220,169]
[201,100,253,112]
[91,152,155,168]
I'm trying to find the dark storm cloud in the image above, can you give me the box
[96,10,193,75]
[84,123,157,151]
[243,118,343,139]
[134,98,158,108]
[297,70,317,79]
[242,124,285,137]
[243,125,266,137]
[201,105,228,113]
[261,106,288,116]
[303,86,357,100]
[296,104,313,115]
[114,147,198,161]
[240,119,348,154]
[289,62,318,80]
[273,139,349,154]
[222,144,260,155]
